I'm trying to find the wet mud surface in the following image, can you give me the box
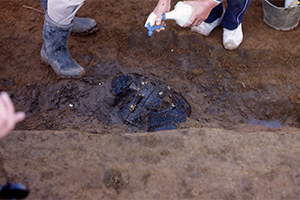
[1,0,300,199]
[112,73,191,132]
[1,0,300,132]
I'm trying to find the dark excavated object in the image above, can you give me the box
[112,73,191,132]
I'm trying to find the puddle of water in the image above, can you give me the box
[247,119,283,128]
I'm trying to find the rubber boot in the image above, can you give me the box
[191,16,223,36]
[41,14,85,78]
[40,0,97,35]
[223,23,243,50]
[191,5,224,36]
[71,17,97,35]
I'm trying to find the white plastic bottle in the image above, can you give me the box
[162,1,194,27]
[284,0,298,7]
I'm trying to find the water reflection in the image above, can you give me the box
[247,119,284,128]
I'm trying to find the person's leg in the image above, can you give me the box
[41,0,97,34]
[41,14,85,78]
[191,3,224,36]
[48,0,84,25]
[222,0,251,30]
[205,3,224,23]
[40,0,47,11]
[40,0,86,78]
[222,0,251,50]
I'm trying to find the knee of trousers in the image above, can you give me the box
[48,0,85,25]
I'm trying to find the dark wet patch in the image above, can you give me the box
[112,73,191,132]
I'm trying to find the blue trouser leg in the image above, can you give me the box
[222,0,251,30]
[204,3,224,23]
[204,0,251,30]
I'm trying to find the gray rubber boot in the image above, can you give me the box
[40,0,97,35]
[41,14,85,78]
[72,17,97,35]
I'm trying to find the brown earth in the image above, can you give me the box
[1,0,300,199]
[1,127,300,199]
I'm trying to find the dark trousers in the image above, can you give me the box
[205,0,251,30]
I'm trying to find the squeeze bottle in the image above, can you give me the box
[162,1,194,27]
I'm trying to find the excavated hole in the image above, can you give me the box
[12,27,300,132]
[2,14,300,133]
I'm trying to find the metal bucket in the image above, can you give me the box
[262,0,300,31]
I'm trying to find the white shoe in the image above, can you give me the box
[191,16,223,36]
[223,23,243,50]
[191,9,224,36]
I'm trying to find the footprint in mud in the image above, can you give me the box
[112,73,191,132]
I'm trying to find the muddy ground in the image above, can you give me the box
[1,0,300,199]
[1,0,300,132]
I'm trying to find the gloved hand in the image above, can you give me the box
[144,12,159,27]
[145,0,171,32]
[144,12,165,36]
[0,92,25,139]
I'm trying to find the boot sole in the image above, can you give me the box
[71,26,99,36]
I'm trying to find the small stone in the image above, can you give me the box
[191,68,204,76]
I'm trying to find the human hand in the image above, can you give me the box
[0,92,25,139]
[145,0,171,32]
[153,0,171,26]
[183,0,219,27]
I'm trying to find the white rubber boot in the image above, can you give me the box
[223,23,243,50]
[191,17,222,36]
[191,10,224,36]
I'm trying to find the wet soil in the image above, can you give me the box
[1,0,300,199]
[1,0,300,132]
